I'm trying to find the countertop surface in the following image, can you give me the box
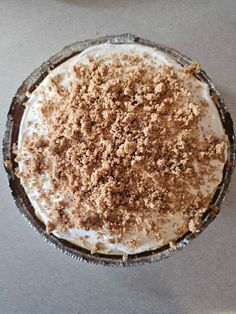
[0,1,235,314]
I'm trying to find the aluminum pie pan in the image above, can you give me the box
[3,33,235,267]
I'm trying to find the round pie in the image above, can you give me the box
[14,43,227,256]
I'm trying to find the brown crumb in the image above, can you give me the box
[122,254,128,262]
[4,159,12,170]
[183,62,201,75]
[169,241,176,248]
[12,143,18,155]
[188,218,201,233]
[26,121,33,127]
[91,243,99,254]
[127,239,137,248]
[46,221,55,233]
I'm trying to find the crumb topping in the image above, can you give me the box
[17,53,227,246]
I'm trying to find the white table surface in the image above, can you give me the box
[0,1,236,313]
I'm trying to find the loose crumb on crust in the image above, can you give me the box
[183,61,201,75]
[12,143,18,155]
[91,243,99,254]
[46,221,55,233]
[122,254,128,262]
[169,241,176,248]
[188,218,201,233]
[4,159,12,170]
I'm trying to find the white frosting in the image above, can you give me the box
[18,44,226,255]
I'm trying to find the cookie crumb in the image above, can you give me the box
[188,218,201,233]
[46,221,55,233]
[169,241,176,248]
[91,244,99,254]
[122,254,128,262]
[12,143,18,155]
[183,61,201,75]
[4,159,12,170]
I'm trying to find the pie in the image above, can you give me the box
[14,43,227,256]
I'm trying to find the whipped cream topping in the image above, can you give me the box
[17,44,226,255]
